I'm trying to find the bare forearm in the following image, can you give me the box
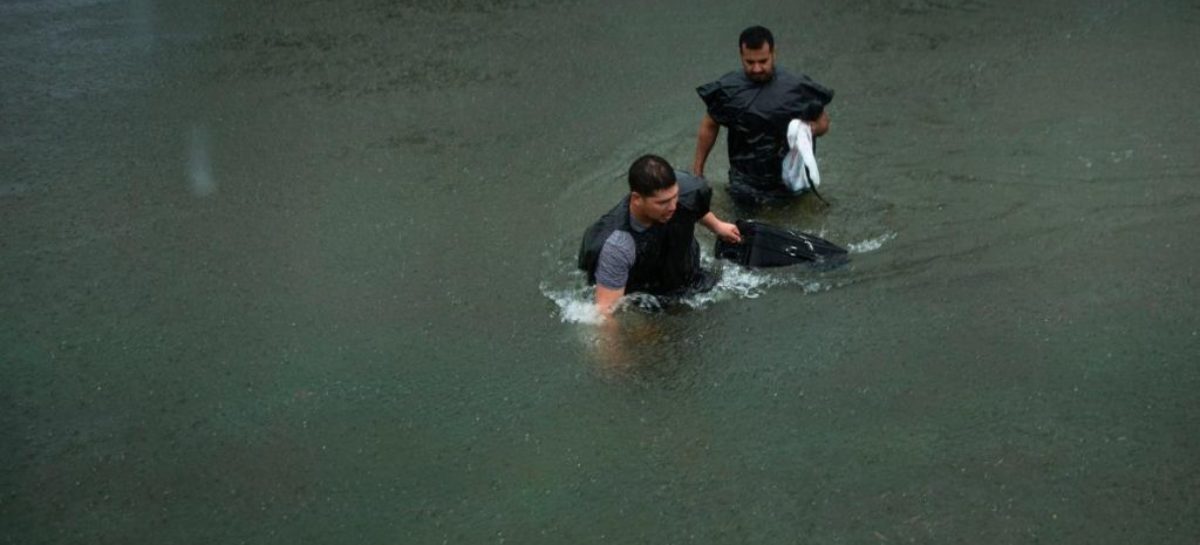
[700,212,742,244]
[692,114,720,175]
[594,285,625,319]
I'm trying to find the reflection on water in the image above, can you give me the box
[187,124,216,197]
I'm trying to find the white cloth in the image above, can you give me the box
[782,118,820,193]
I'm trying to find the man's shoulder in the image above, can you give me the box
[769,68,806,87]
[697,71,756,123]
[598,230,637,268]
[673,170,709,193]
[707,68,809,88]
[772,68,834,100]
[708,70,751,89]
[719,69,749,83]
[672,170,713,216]
[603,229,635,248]
[580,197,630,256]
[711,68,805,88]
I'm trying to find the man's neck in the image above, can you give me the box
[627,202,653,231]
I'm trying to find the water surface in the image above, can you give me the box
[3,0,1198,543]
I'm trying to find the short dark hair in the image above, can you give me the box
[739,25,774,51]
[628,154,677,196]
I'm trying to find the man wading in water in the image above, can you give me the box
[693,25,834,207]
[578,155,741,318]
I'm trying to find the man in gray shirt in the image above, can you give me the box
[578,155,741,317]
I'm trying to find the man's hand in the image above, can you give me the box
[712,221,742,244]
[700,212,742,244]
[808,110,831,137]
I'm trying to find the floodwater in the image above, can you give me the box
[3,0,1198,543]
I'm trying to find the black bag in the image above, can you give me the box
[715,219,847,268]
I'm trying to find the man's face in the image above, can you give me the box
[632,184,679,224]
[740,43,775,83]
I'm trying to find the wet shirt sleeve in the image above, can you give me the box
[594,231,636,289]
[781,71,835,121]
[696,75,739,125]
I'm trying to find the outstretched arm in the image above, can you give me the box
[692,114,720,177]
[700,212,741,244]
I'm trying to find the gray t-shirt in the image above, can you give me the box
[594,214,649,289]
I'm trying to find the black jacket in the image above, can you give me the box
[578,172,712,295]
[697,68,834,183]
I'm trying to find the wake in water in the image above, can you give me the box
[540,260,783,324]
[542,231,898,324]
[848,232,896,254]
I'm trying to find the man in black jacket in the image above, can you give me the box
[693,25,834,206]
[579,155,741,317]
